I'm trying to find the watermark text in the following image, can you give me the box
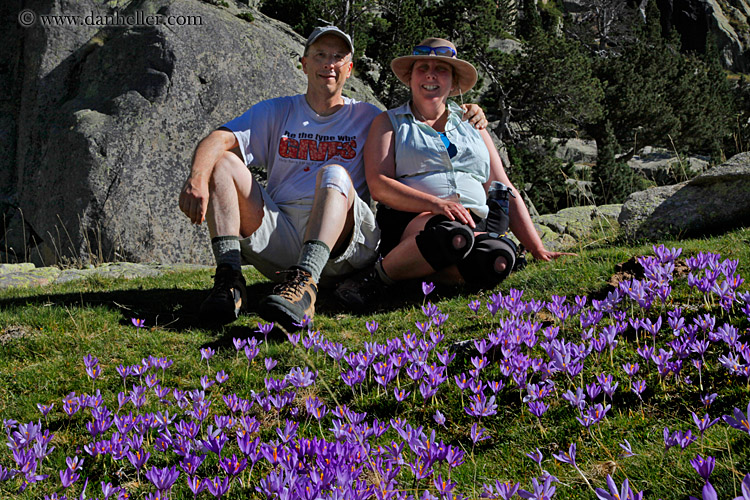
[18,9,202,28]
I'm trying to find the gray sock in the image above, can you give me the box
[375,259,396,286]
[211,236,241,271]
[296,240,331,283]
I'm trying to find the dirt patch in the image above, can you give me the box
[0,324,34,345]
[593,257,691,300]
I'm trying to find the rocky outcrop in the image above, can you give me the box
[627,147,710,186]
[530,204,622,250]
[1,0,381,266]
[0,261,211,289]
[553,138,597,164]
[656,0,750,72]
[560,0,750,72]
[619,152,750,240]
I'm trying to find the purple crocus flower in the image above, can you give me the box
[562,387,585,410]
[179,453,206,475]
[244,343,260,363]
[36,404,54,418]
[100,481,121,499]
[145,465,180,492]
[200,347,215,363]
[131,318,145,328]
[663,428,679,450]
[688,481,718,500]
[433,474,456,497]
[219,454,247,476]
[619,439,636,458]
[206,476,231,498]
[518,475,557,500]
[232,337,247,351]
[65,456,84,471]
[422,281,435,297]
[366,320,379,336]
[528,401,547,418]
[733,473,750,500]
[700,393,718,409]
[526,449,543,466]
[692,412,719,436]
[690,454,715,481]
[0,465,18,481]
[201,430,229,456]
[723,402,750,435]
[394,386,411,402]
[264,357,277,372]
[116,364,132,381]
[454,373,472,392]
[470,423,490,444]
[631,380,646,399]
[552,443,577,467]
[287,366,316,388]
[595,475,643,500]
[187,476,207,497]
[622,362,640,377]
[83,354,98,368]
[200,376,215,391]
[255,321,274,340]
[433,410,446,427]
[59,467,80,488]
[490,480,520,500]
[126,448,150,470]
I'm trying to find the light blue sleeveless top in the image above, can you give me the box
[386,101,491,218]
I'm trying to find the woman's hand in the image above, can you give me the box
[432,198,475,228]
[530,248,578,262]
[460,103,488,130]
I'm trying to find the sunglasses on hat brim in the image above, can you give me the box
[412,45,456,57]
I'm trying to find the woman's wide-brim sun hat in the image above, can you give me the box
[391,38,478,97]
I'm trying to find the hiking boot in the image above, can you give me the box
[200,264,247,324]
[259,268,317,331]
[334,266,389,310]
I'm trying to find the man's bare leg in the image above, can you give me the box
[201,151,264,323]
[260,164,356,330]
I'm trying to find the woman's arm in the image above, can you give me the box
[364,112,475,227]
[479,129,576,261]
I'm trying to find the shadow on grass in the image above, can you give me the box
[0,277,444,332]
[0,281,274,332]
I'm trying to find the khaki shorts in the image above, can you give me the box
[240,185,380,286]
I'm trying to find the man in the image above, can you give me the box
[179,26,486,331]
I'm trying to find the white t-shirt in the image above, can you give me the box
[223,95,381,205]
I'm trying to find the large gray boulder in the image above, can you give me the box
[619,152,750,240]
[1,0,381,265]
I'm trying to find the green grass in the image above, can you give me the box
[1,227,749,499]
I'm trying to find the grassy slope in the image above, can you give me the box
[0,227,749,499]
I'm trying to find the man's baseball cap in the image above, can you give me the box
[305,26,354,54]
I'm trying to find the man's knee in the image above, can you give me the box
[212,151,246,179]
[317,164,352,200]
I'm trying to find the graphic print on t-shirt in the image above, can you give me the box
[278,130,358,165]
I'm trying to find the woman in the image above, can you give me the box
[335,38,573,306]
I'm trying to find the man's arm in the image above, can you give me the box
[179,129,240,225]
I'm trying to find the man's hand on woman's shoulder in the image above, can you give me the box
[460,103,488,130]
